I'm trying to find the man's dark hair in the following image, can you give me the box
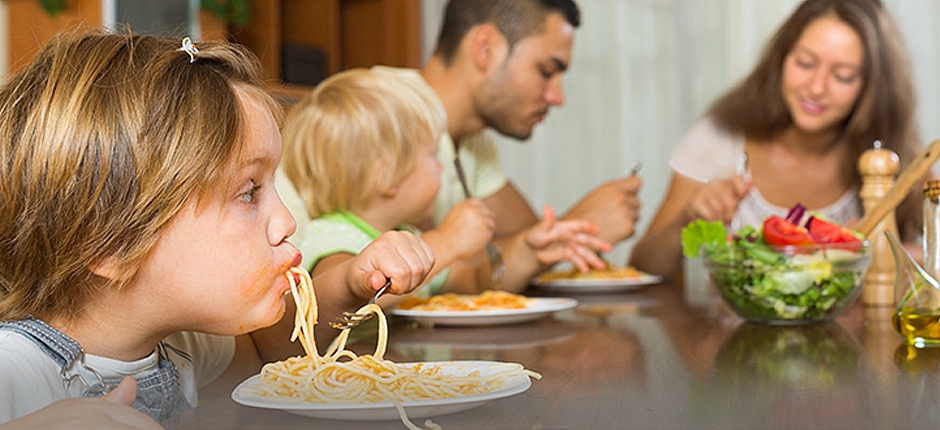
[433,0,581,65]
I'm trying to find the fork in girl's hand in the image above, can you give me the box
[328,279,390,330]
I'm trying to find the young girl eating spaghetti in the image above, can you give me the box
[0,31,434,427]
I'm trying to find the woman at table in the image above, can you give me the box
[630,0,924,277]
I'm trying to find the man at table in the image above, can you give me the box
[414,0,642,246]
[280,0,641,269]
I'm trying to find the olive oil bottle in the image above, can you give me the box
[893,309,940,346]
[887,180,940,346]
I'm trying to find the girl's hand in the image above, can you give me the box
[348,231,435,299]
[436,199,496,259]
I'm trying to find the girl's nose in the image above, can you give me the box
[270,194,297,245]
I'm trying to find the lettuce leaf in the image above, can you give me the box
[681,220,727,258]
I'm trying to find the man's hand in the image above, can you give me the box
[564,175,642,244]
[526,206,611,273]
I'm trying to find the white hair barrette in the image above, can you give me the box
[178,37,199,63]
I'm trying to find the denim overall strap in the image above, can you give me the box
[0,317,192,422]
[83,343,193,421]
[0,317,81,368]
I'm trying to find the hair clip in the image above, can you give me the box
[178,37,199,63]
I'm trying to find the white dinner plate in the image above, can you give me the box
[390,297,578,326]
[531,273,662,293]
[231,361,533,421]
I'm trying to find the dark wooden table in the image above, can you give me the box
[162,279,940,430]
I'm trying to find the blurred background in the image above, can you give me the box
[2,0,939,265]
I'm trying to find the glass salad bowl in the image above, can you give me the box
[701,241,871,324]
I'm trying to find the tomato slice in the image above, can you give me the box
[762,215,815,246]
[806,217,863,249]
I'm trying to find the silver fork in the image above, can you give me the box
[328,279,390,330]
[453,157,505,284]
[629,161,642,177]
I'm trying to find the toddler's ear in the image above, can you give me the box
[89,255,136,281]
[380,181,400,197]
[374,158,398,197]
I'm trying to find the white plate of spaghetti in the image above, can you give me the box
[391,297,577,326]
[531,265,662,293]
[239,268,541,429]
[232,360,533,421]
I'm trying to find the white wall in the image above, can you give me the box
[422,0,940,265]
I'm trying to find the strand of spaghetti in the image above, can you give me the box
[287,267,317,359]
[322,304,388,359]
[395,402,442,430]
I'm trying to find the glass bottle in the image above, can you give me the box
[924,180,940,278]
[889,180,940,347]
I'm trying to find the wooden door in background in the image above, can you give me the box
[232,0,421,86]
[7,0,101,73]
[7,0,229,76]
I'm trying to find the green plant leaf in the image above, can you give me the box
[38,0,68,16]
[201,0,252,27]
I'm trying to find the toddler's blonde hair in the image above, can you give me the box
[281,68,446,218]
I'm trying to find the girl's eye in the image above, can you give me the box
[238,181,261,203]
[539,68,553,80]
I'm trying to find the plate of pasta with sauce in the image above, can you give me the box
[233,268,541,428]
[390,290,577,326]
[531,265,662,293]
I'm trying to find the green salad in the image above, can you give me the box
[683,216,869,321]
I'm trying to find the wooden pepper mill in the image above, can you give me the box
[858,140,900,306]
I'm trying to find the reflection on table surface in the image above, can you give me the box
[163,280,940,430]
